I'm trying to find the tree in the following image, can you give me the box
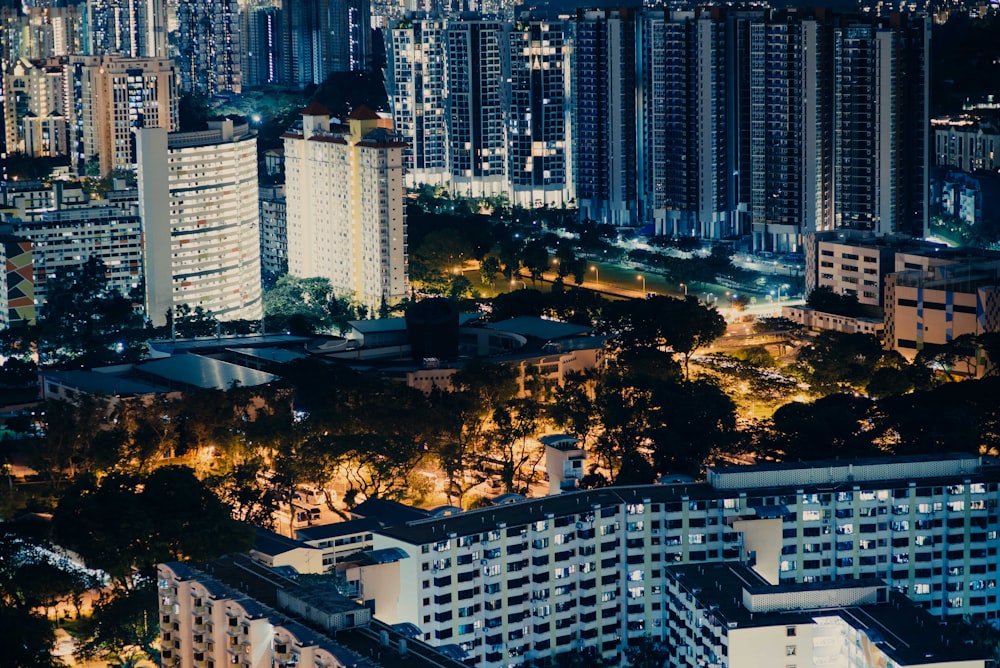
[431,361,518,503]
[771,394,879,461]
[263,275,335,333]
[479,256,502,286]
[78,583,159,666]
[806,286,865,318]
[623,636,670,668]
[796,331,886,392]
[53,467,253,590]
[35,396,110,483]
[486,398,542,493]
[522,239,550,282]
[601,296,726,379]
[38,257,145,365]
[208,458,293,529]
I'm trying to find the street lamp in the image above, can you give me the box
[637,274,646,294]
[590,266,599,285]
[778,283,790,301]
[679,282,687,296]
[511,278,526,290]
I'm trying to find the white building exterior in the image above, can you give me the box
[283,104,409,315]
[136,120,262,327]
[157,559,373,668]
[665,563,987,668]
[361,454,1000,667]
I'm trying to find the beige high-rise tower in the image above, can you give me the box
[74,54,177,175]
[284,104,409,315]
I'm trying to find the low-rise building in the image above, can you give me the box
[664,563,987,668]
[781,305,883,337]
[157,555,470,668]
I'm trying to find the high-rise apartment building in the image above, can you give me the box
[176,0,243,95]
[572,9,637,227]
[2,57,71,158]
[832,13,929,240]
[0,3,87,62]
[637,9,740,239]
[86,0,169,58]
[259,184,287,284]
[387,14,574,206]
[136,120,262,326]
[0,181,142,314]
[446,19,507,199]
[507,20,573,208]
[284,104,408,315]
[245,3,283,88]
[73,54,178,174]
[280,0,372,88]
[387,16,450,188]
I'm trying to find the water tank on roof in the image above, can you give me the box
[406,298,459,361]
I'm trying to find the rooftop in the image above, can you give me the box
[135,355,277,391]
[667,563,987,666]
[482,316,593,340]
[253,527,317,558]
[351,498,430,526]
[296,517,381,542]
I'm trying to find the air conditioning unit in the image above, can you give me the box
[481,559,488,566]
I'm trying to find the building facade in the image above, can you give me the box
[87,0,169,58]
[74,54,178,174]
[136,120,262,326]
[363,455,1000,667]
[573,9,637,227]
[258,184,287,284]
[933,115,1000,173]
[387,16,450,188]
[176,0,243,95]
[283,104,408,315]
[3,57,72,158]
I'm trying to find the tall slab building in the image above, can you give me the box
[136,120,262,326]
[283,104,408,315]
[176,0,243,95]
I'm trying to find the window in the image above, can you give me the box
[786,646,797,656]
[786,627,796,637]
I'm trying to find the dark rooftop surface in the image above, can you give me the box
[296,517,381,542]
[253,527,316,558]
[709,452,983,476]
[351,498,430,526]
[482,316,593,340]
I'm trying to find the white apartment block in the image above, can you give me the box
[664,563,987,668]
[933,115,1000,173]
[136,120,262,327]
[0,197,143,312]
[283,104,409,315]
[2,57,71,158]
[360,454,1000,668]
[157,558,375,668]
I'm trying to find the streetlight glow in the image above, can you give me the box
[637,274,646,293]
[590,266,599,285]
